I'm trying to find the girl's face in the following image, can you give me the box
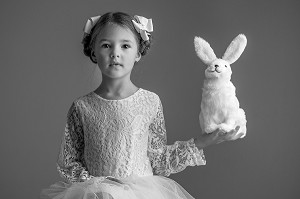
[92,23,141,80]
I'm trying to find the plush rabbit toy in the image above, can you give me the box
[194,34,247,140]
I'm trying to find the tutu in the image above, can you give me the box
[41,175,195,199]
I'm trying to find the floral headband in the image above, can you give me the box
[83,15,153,41]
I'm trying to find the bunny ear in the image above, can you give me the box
[222,34,247,64]
[194,36,217,65]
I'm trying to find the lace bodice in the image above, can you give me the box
[57,89,206,183]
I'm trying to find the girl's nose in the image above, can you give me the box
[110,47,120,58]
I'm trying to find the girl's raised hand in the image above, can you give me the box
[194,126,242,149]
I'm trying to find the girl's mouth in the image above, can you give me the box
[109,62,122,67]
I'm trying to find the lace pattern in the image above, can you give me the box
[148,99,206,176]
[57,89,206,183]
[57,103,92,183]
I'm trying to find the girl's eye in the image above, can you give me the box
[101,44,110,48]
[122,44,131,49]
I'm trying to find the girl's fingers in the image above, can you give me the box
[216,140,223,144]
[106,177,123,184]
[217,131,227,138]
[235,132,244,139]
[235,126,240,132]
[227,126,242,140]
[228,126,240,133]
[219,126,241,141]
[226,126,240,136]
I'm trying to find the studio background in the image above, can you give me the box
[1,0,299,198]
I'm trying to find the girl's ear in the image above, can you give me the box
[91,50,97,63]
[135,52,141,62]
[222,34,247,65]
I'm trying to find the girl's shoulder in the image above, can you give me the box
[139,88,160,100]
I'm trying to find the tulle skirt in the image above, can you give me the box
[41,175,195,199]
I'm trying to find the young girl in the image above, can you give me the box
[41,12,241,199]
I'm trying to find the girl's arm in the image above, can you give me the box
[56,102,92,183]
[147,98,206,177]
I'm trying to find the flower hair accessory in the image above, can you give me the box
[83,15,101,35]
[132,15,153,41]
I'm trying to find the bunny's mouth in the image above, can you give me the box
[208,69,221,73]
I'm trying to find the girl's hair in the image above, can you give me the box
[82,12,153,64]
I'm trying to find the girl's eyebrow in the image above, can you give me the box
[121,39,133,43]
[99,39,133,43]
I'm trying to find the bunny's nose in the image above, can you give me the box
[214,64,219,68]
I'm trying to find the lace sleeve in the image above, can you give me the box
[57,102,92,183]
[147,98,206,177]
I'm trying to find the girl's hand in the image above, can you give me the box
[194,126,242,149]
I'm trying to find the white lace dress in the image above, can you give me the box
[41,88,206,199]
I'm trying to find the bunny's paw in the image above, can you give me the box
[218,123,235,133]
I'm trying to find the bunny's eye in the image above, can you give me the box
[225,65,228,68]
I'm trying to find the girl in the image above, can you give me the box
[41,12,241,199]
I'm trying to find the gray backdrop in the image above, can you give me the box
[1,0,299,198]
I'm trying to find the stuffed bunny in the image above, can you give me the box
[194,34,247,140]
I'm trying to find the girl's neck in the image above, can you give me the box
[95,76,138,100]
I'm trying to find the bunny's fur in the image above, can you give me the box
[194,34,247,140]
